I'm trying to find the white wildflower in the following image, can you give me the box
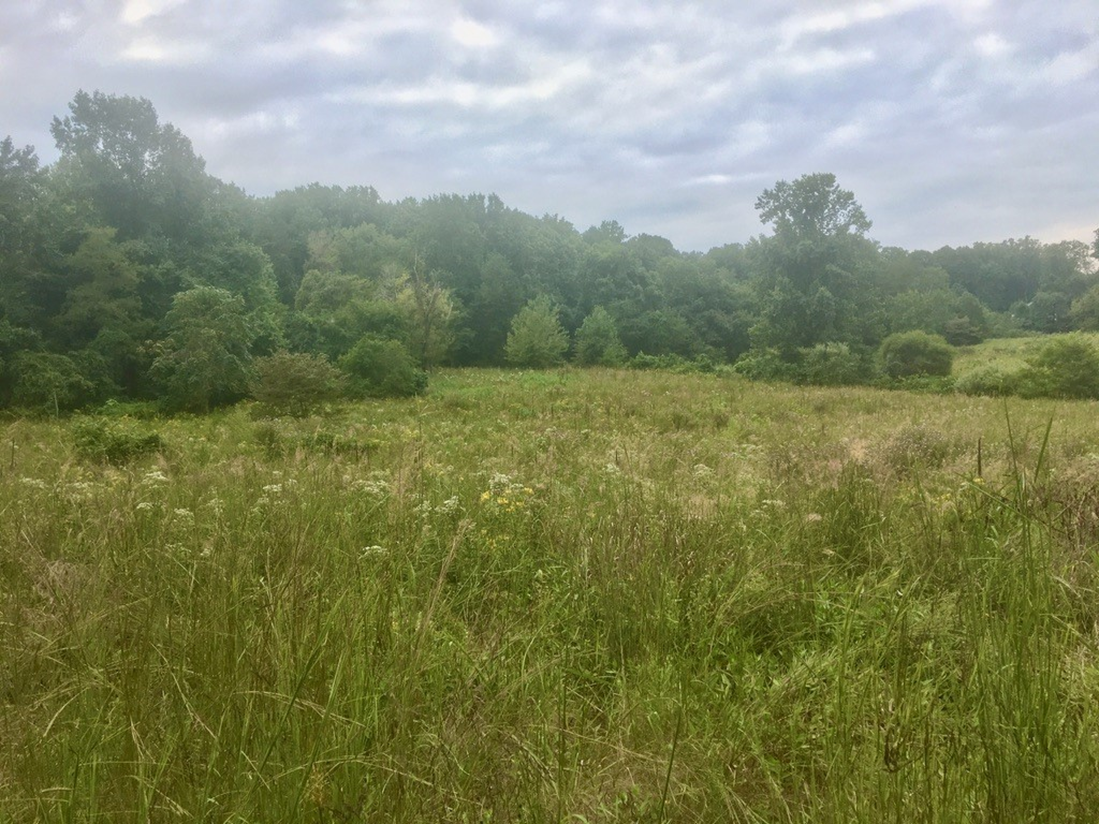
[436,496,462,515]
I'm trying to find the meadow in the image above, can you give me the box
[3,368,1099,822]
[953,332,1099,380]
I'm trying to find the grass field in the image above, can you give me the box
[3,368,1099,821]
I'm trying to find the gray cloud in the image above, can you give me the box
[1,0,1095,251]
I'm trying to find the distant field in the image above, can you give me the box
[953,331,1099,378]
[3,369,1099,821]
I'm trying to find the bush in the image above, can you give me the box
[505,296,569,368]
[1016,335,1099,400]
[574,306,627,366]
[339,336,427,398]
[797,342,869,386]
[251,351,344,416]
[732,348,797,382]
[71,417,164,464]
[879,331,953,379]
[954,365,1020,397]
[11,351,95,414]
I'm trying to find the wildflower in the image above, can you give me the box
[135,502,155,512]
[19,477,47,490]
[360,545,388,558]
[480,490,492,502]
[805,512,823,523]
[143,470,169,484]
[437,496,461,515]
[262,483,283,494]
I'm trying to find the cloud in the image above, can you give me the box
[0,0,1095,251]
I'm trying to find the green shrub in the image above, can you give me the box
[11,351,95,414]
[505,295,569,368]
[879,331,953,379]
[732,348,797,382]
[1016,335,1099,399]
[251,350,344,416]
[574,306,627,366]
[955,365,1020,397]
[339,336,427,398]
[71,417,164,464]
[797,342,869,386]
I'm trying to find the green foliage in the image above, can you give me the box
[250,351,344,416]
[1070,284,1099,331]
[797,342,869,386]
[71,415,163,463]
[151,287,256,412]
[733,347,798,382]
[397,264,458,368]
[338,335,427,398]
[10,351,95,413]
[756,172,872,240]
[504,295,569,368]
[955,365,1019,397]
[574,306,627,366]
[1016,334,1099,399]
[3,92,1095,406]
[879,331,954,379]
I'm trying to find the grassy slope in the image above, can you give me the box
[954,332,1099,378]
[3,369,1099,821]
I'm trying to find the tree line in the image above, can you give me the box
[2,91,1097,412]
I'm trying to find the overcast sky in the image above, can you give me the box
[2,0,1096,252]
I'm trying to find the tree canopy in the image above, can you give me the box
[0,92,1096,412]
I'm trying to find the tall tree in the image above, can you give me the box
[151,287,256,412]
[750,173,881,353]
[50,90,212,244]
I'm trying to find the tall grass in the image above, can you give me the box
[2,369,1098,821]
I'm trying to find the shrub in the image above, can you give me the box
[339,336,427,398]
[732,348,797,382]
[797,342,869,386]
[879,331,953,379]
[71,417,164,464]
[1016,335,1099,400]
[11,351,95,414]
[505,296,569,368]
[251,351,344,416]
[574,306,627,366]
[955,365,1020,397]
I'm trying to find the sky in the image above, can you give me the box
[1,0,1096,253]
